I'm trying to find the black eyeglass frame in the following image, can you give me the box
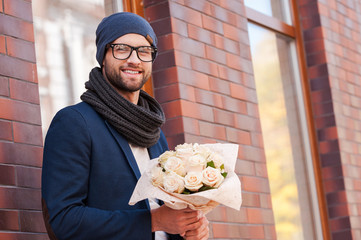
[108,43,158,62]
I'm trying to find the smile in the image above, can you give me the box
[123,69,141,74]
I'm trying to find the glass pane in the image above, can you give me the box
[248,23,321,240]
[244,0,291,24]
[32,0,106,135]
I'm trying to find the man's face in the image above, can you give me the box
[102,33,152,93]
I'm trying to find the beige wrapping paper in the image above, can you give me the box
[129,143,242,214]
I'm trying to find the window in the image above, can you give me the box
[245,1,325,239]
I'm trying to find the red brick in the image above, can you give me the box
[182,117,199,135]
[226,127,251,145]
[223,207,248,223]
[205,45,226,64]
[223,22,241,42]
[221,95,247,114]
[0,210,19,230]
[206,205,227,221]
[0,164,16,186]
[145,1,170,22]
[190,56,219,77]
[330,217,351,232]
[188,24,215,45]
[198,121,226,140]
[209,77,230,95]
[181,100,214,121]
[174,50,191,69]
[13,121,43,145]
[157,34,174,52]
[202,14,223,34]
[0,14,34,42]
[234,114,261,132]
[4,0,33,22]
[0,35,6,54]
[213,108,235,126]
[173,34,205,58]
[149,17,172,37]
[217,64,242,82]
[260,193,273,208]
[0,187,41,210]
[0,233,48,240]
[0,98,42,125]
[177,67,210,90]
[195,89,222,108]
[212,223,265,239]
[327,191,348,206]
[241,192,260,207]
[154,84,180,103]
[0,120,12,141]
[16,166,41,188]
[161,117,184,136]
[247,208,274,224]
[329,204,350,219]
[0,0,3,12]
[161,100,182,119]
[153,50,176,70]
[0,55,37,82]
[324,178,345,193]
[169,2,202,27]
[0,76,9,97]
[10,78,40,104]
[179,84,196,102]
[153,67,179,88]
[6,37,36,62]
[319,139,340,154]
[241,176,270,193]
[318,126,339,141]
[0,142,43,167]
[20,210,46,232]
[170,17,188,37]
[183,0,212,15]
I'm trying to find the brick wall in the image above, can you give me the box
[299,0,361,239]
[145,0,276,239]
[0,0,47,239]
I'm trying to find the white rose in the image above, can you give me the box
[184,171,203,192]
[175,143,194,161]
[151,167,164,187]
[163,172,185,193]
[207,152,224,169]
[159,150,176,167]
[202,167,224,188]
[187,154,207,173]
[193,144,211,158]
[163,156,186,176]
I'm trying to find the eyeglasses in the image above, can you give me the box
[108,43,157,62]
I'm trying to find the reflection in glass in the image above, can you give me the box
[248,23,319,240]
[32,0,106,136]
[244,0,291,24]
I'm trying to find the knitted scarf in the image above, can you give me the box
[80,67,165,148]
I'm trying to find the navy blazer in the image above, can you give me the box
[42,102,179,240]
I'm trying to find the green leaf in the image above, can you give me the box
[221,172,228,178]
[220,164,224,170]
[199,185,215,192]
[207,161,215,168]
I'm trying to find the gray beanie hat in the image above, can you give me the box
[95,12,158,66]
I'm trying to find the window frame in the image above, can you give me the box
[245,1,330,239]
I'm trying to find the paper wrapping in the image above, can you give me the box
[129,143,242,214]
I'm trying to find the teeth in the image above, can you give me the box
[124,70,140,74]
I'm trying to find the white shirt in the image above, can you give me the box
[129,144,168,240]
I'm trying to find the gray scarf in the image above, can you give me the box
[80,67,165,148]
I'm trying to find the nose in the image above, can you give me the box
[127,49,141,64]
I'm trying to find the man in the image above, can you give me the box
[41,12,209,240]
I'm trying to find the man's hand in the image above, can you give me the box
[151,205,209,239]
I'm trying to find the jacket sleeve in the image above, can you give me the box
[41,107,152,240]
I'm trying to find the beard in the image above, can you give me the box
[103,62,150,93]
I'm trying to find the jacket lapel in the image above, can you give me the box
[105,121,141,180]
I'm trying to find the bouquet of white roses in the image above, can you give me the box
[129,143,242,214]
[152,143,227,195]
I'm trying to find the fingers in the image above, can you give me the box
[183,216,209,240]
